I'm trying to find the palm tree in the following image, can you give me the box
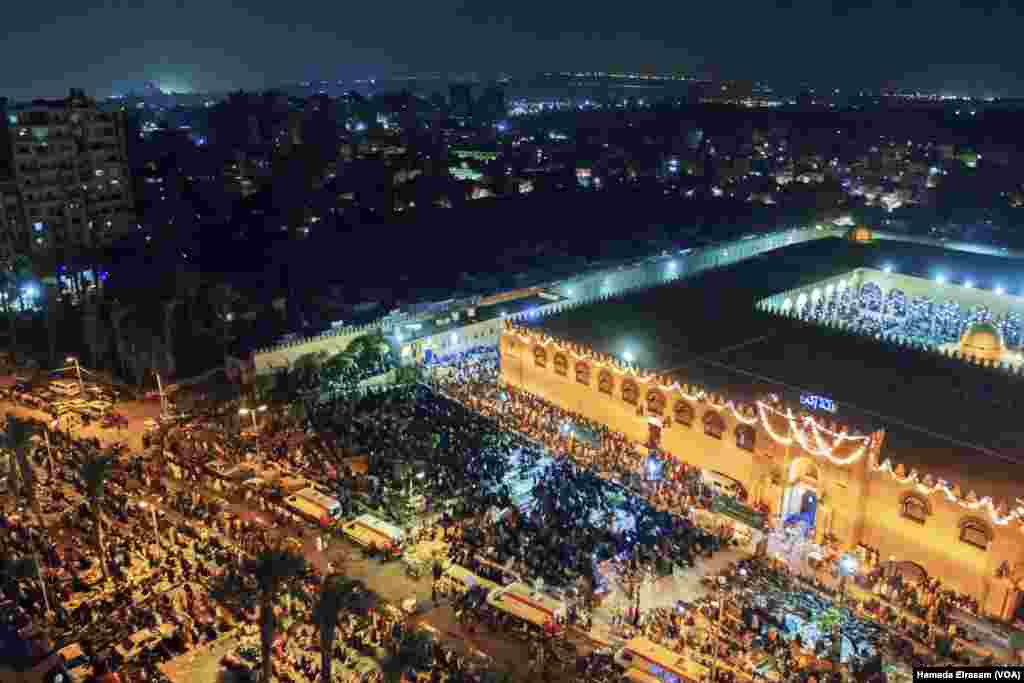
[4,415,39,515]
[0,553,37,600]
[79,453,115,581]
[314,575,361,683]
[249,548,307,683]
[2,416,50,612]
[0,252,34,356]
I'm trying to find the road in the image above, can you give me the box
[1,396,593,681]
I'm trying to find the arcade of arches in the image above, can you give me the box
[500,324,1024,623]
[763,268,1024,368]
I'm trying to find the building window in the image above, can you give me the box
[674,401,694,427]
[622,379,638,405]
[598,370,614,396]
[553,353,567,377]
[533,346,547,368]
[959,518,991,550]
[703,411,725,439]
[901,495,929,524]
[646,389,665,416]
[736,425,756,452]
[575,361,591,386]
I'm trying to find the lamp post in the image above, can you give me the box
[66,356,85,397]
[710,579,727,683]
[239,404,268,430]
[43,424,54,481]
[155,370,167,417]
[838,553,859,608]
[138,501,162,555]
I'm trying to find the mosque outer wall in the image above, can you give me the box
[252,226,839,374]
[500,328,1024,620]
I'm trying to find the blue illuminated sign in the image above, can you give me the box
[800,394,836,413]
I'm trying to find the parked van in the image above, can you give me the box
[294,487,342,519]
[341,514,404,550]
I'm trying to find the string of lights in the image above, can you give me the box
[512,324,871,463]
[510,322,1024,529]
[875,459,1020,526]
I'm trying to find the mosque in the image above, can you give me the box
[500,230,1024,625]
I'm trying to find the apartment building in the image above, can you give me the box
[6,88,136,254]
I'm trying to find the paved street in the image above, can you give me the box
[0,396,607,680]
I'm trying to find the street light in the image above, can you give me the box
[66,356,85,396]
[138,501,162,554]
[239,404,268,430]
[710,578,727,683]
[839,553,859,605]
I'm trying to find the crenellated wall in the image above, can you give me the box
[860,465,1020,614]
[252,322,386,375]
[253,225,840,374]
[500,322,1024,617]
[499,323,880,535]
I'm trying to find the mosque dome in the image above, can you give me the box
[845,225,874,243]
[959,322,1004,362]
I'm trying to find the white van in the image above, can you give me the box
[342,514,404,550]
[294,487,342,519]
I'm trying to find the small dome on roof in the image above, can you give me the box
[959,322,1004,362]
[845,225,873,243]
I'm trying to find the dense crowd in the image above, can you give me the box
[794,281,1024,348]
[6,337,1008,683]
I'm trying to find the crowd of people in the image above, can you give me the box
[0,415,281,683]
[5,338,1011,683]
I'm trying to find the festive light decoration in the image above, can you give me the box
[505,312,1024,533]
[509,323,870,464]
[875,459,1019,526]
[755,400,870,466]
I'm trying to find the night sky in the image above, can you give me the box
[3,0,1018,99]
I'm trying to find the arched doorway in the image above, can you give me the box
[799,489,818,518]
[782,458,821,533]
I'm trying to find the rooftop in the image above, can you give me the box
[402,292,560,345]
[526,236,1024,502]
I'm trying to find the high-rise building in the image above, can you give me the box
[6,89,136,254]
[0,179,24,260]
